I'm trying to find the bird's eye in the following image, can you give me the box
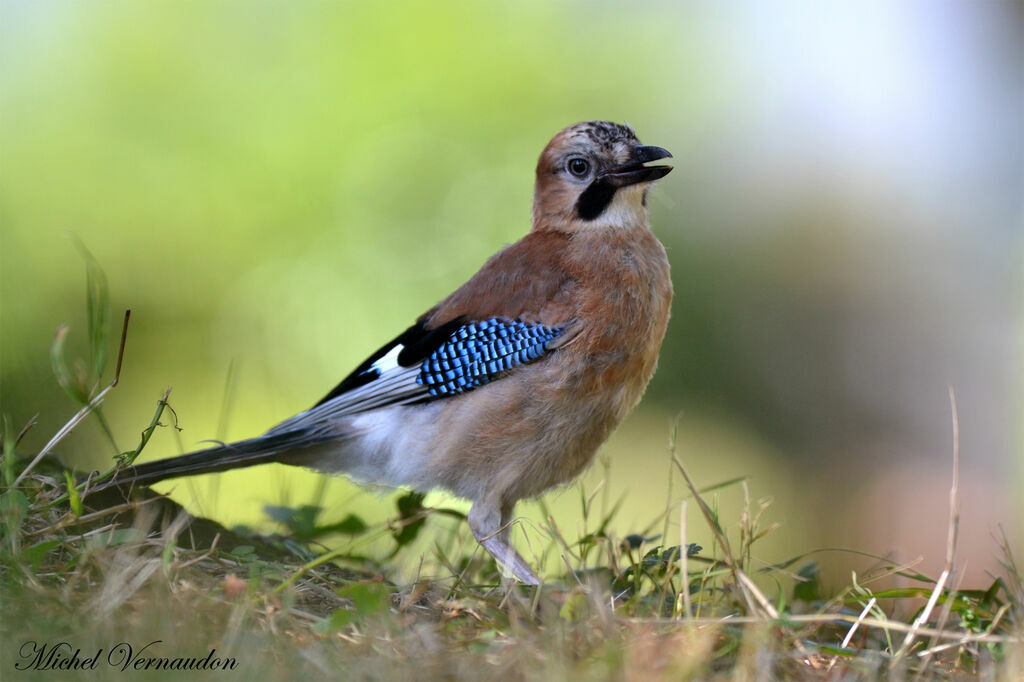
[567,157,590,178]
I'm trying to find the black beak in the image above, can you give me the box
[603,145,673,187]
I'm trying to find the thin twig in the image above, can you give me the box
[177,533,222,569]
[15,415,39,447]
[560,552,586,588]
[913,390,965,678]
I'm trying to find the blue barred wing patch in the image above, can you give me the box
[417,318,563,396]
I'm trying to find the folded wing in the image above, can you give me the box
[267,316,565,434]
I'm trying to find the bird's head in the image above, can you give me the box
[532,121,672,232]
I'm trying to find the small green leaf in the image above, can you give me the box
[231,545,255,556]
[559,592,589,621]
[2,489,29,515]
[793,562,822,603]
[594,494,625,537]
[50,325,87,404]
[2,488,30,553]
[264,504,322,537]
[812,644,857,658]
[20,540,62,569]
[660,546,683,563]
[315,582,392,634]
[775,578,787,615]
[64,471,83,517]
[2,425,16,487]
[335,581,391,616]
[313,608,357,634]
[396,490,426,517]
[697,475,749,495]
[162,539,176,569]
[118,390,173,466]
[980,579,1003,608]
[392,491,427,546]
[620,533,656,550]
[75,238,110,384]
[317,513,368,536]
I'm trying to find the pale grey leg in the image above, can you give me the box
[468,498,540,585]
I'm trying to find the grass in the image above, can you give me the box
[2,262,1022,680]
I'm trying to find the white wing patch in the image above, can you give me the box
[371,344,404,373]
[265,343,428,436]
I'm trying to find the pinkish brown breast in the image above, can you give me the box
[420,227,673,503]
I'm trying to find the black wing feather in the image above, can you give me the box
[313,316,466,408]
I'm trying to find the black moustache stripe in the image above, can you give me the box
[575,178,617,221]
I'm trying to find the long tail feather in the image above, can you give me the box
[84,429,329,497]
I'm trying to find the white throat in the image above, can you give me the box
[590,184,649,230]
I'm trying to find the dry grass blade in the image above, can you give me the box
[827,597,877,672]
[679,500,692,620]
[27,495,162,536]
[671,451,761,616]
[893,388,961,667]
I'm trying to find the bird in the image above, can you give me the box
[85,121,674,585]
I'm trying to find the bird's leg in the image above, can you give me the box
[468,498,540,585]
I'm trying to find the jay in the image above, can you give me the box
[89,121,674,585]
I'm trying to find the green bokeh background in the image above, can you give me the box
[2,2,1021,582]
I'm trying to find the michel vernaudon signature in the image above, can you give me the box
[15,640,238,672]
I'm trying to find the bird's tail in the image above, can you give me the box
[83,429,331,498]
